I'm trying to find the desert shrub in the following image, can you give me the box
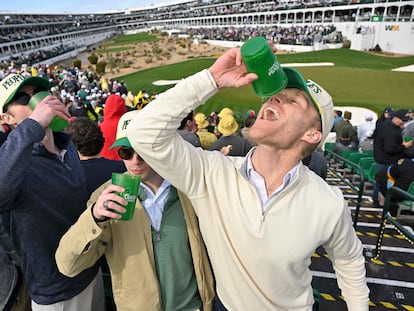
[88,53,98,65]
[152,45,163,54]
[161,51,171,59]
[342,40,351,49]
[73,59,81,68]
[95,61,107,74]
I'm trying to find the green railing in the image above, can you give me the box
[325,149,365,229]
[372,186,414,261]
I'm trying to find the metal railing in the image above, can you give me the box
[372,186,414,260]
[325,149,365,229]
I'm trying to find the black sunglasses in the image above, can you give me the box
[117,147,141,160]
[4,87,47,113]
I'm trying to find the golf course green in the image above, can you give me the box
[117,47,414,116]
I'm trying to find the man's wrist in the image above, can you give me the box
[91,203,108,223]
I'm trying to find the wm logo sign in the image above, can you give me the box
[384,25,400,31]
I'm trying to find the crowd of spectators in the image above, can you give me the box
[148,0,360,20]
[1,0,411,68]
[191,24,341,45]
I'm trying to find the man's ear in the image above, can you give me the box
[301,129,322,145]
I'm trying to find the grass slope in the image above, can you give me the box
[119,48,414,116]
[107,33,159,46]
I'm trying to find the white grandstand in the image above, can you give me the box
[0,0,413,67]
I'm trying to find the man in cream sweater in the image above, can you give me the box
[127,46,370,310]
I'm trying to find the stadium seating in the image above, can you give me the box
[358,157,375,179]
[366,162,377,184]
[397,181,414,220]
[345,151,372,173]
[323,142,335,156]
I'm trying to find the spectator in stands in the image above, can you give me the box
[302,150,328,180]
[358,113,376,144]
[217,107,234,120]
[373,109,412,206]
[66,74,79,94]
[241,110,257,146]
[126,46,369,310]
[67,117,126,196]
[99,94,127,160]
[359,130,374,152]
[177,110,202,148]
[0,74,105,310]
[375,107,393,130]
[194,112,217,149]
[402,109,414,152]
[334,110,358,151]
[80,75,90,90]
[83,95,99,122]
[70,94,88,118]
[333,133,356,154]
[387,157,414,201]
[56,110,215,311]
[385,155,414,216]
[332,109,343,130]
[209,114,252,156]
[116,80,128,96]
[207,112,220,138]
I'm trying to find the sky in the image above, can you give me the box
[1,0,190,14]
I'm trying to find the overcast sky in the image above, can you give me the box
[1,0,190,14]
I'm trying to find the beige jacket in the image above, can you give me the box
[55,181,215,311]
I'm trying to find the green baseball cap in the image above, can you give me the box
[283,67,334,146]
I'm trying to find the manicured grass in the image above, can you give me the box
[277,49,414,70]
[107,33,159,46]
[118,48,414,116]
[95,46,134,54]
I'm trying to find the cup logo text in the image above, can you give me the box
[268,61,280,77]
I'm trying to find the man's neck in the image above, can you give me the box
[251,146,300,196]
[42,128,60,154]
[141,172,165,195]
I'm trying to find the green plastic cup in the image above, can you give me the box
[241,36,288,98]
[28,91,68,132]
[111,173,141,221]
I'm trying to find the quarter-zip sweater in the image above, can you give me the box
[126,69,370,311]
[0,118,98,304]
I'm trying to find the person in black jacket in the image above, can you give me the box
[373,109,412,206]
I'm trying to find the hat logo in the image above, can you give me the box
[121,119,132,130]
[2,75,24,90]
[306,82,322,94]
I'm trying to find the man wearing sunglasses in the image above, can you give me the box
[0,74,105,310]
[56,110,215,311]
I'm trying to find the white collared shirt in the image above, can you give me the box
[246,151,299,213]
[139,179,171,231]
